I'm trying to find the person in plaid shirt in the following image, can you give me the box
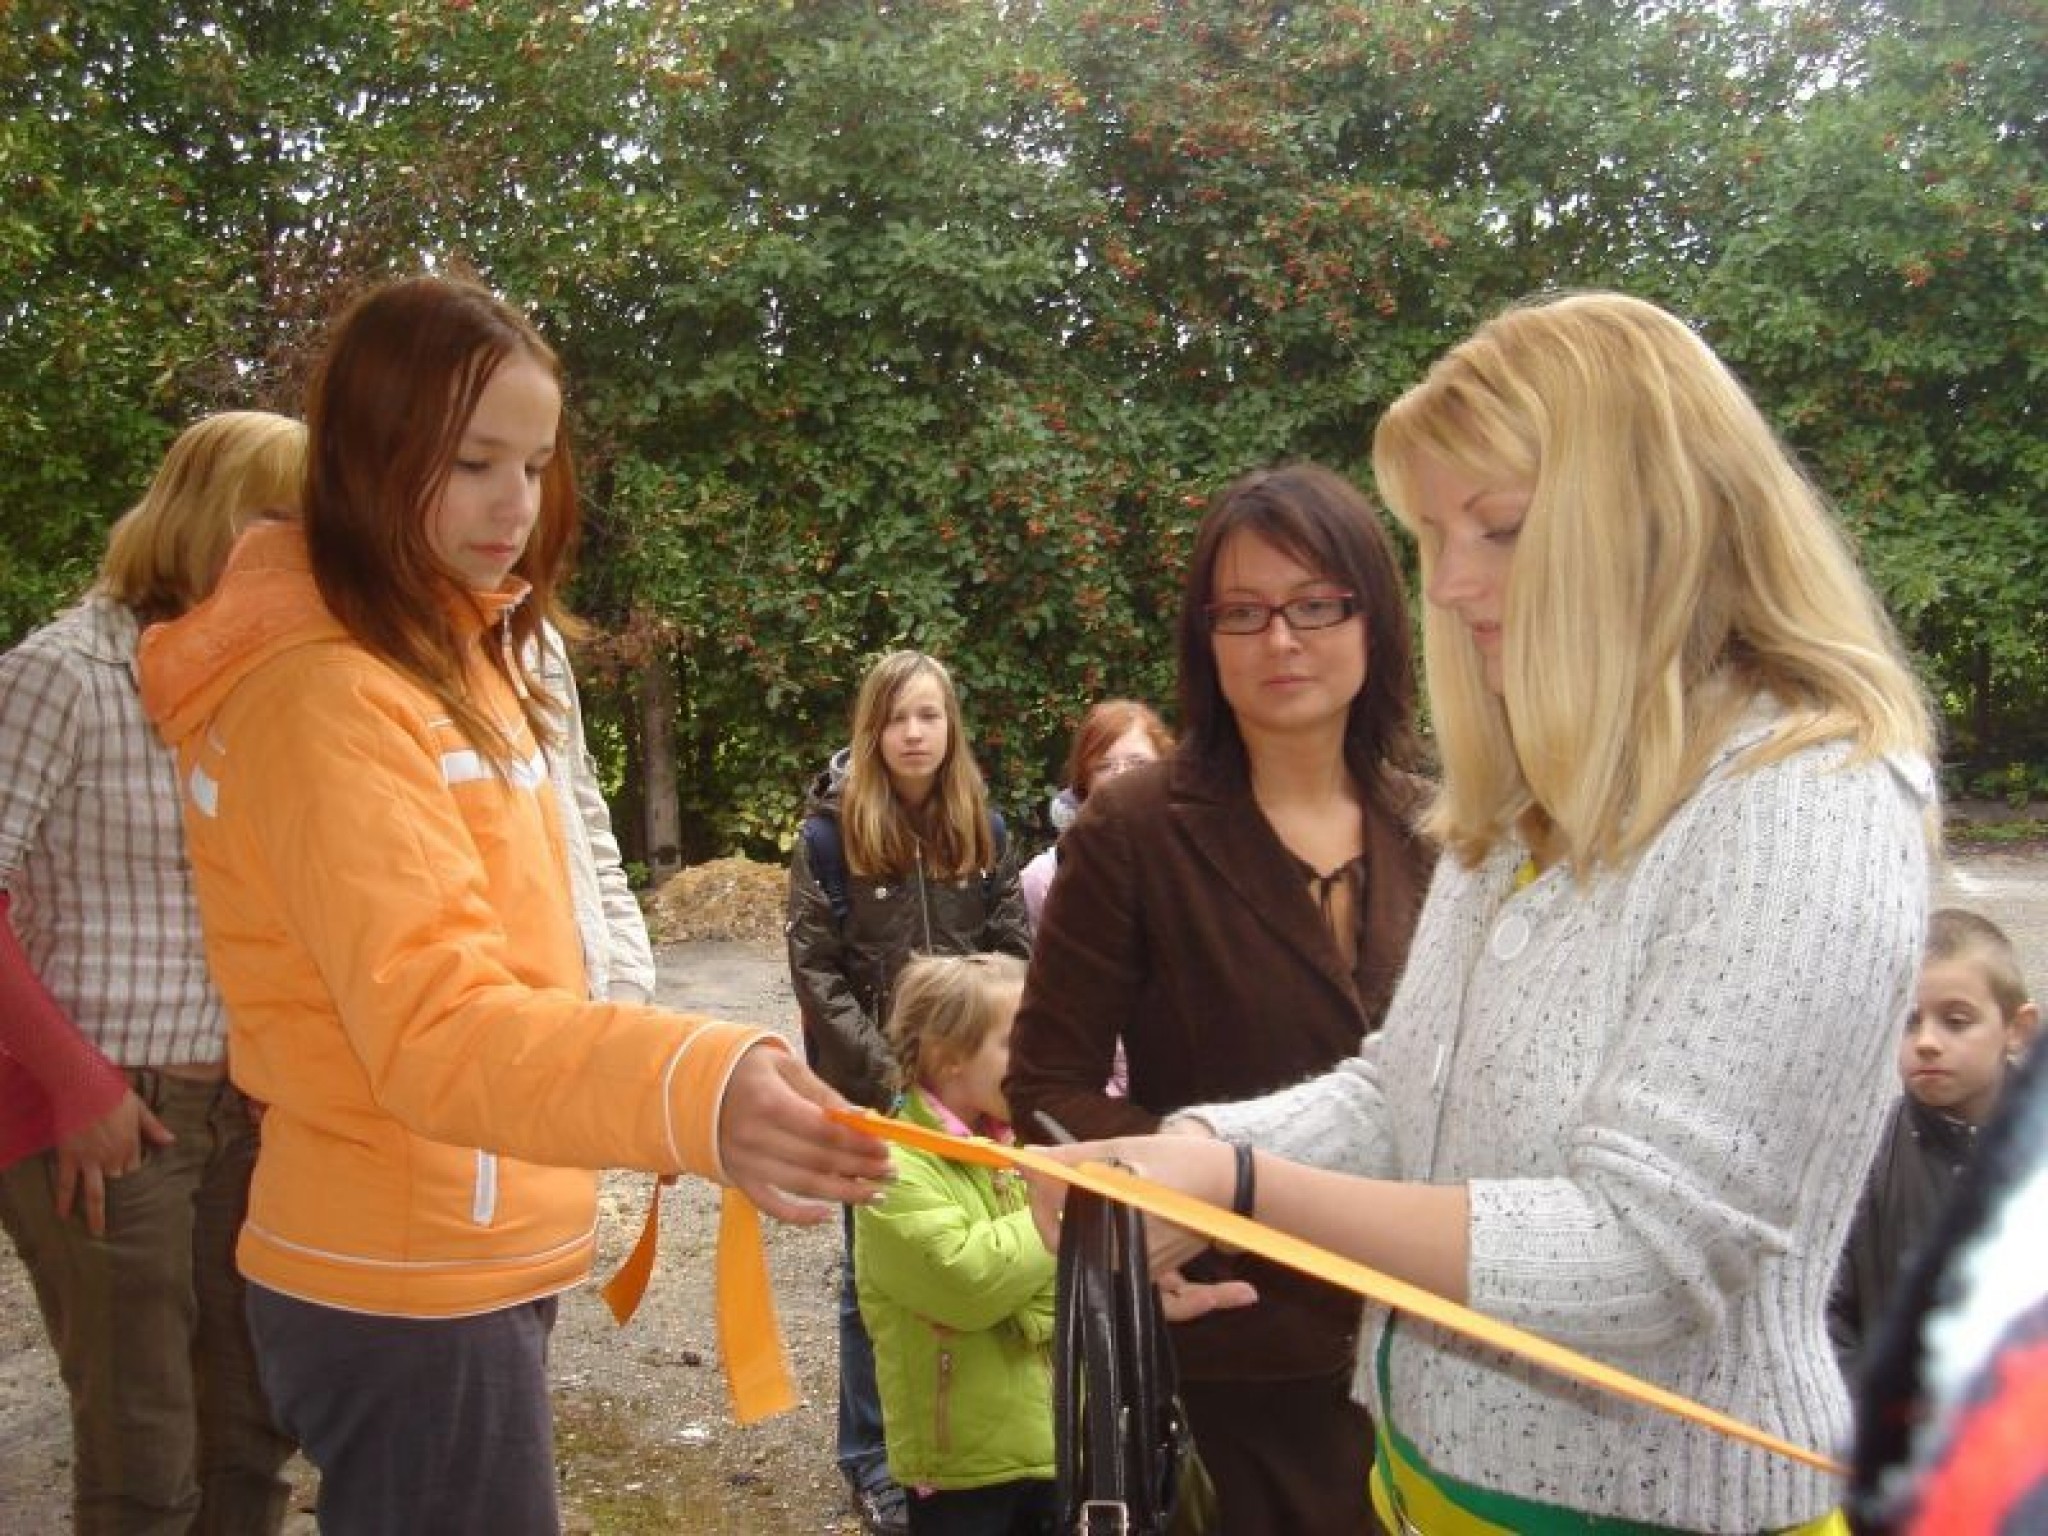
[0,410,305,1534]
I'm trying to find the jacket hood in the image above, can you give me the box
[138,521,347,750]
[802,746,853,819]
[1047,785,1082,834]
[138,519,529,751]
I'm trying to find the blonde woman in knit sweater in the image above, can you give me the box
[1031,292,1937,1535]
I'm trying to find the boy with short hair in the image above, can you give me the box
[1829,907,2038,1382]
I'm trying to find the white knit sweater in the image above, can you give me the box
[1196,717,1933,1532]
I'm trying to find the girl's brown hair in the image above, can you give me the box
[303,275,576,762]
[884,952,1026,1095]
[841,650,998,878]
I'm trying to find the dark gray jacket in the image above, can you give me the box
[1829,1093,1979,1385]
[784,750,1032,1108]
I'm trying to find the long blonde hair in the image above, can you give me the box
[98,411,306,623]
[841,650,998,879]
[1373,291,1935,871]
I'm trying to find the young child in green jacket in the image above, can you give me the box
[855,953,1056,1536]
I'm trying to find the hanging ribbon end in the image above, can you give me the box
[716,1185,800,1424]
[597,1178,664,1326]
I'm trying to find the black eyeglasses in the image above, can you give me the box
[1204,593,1359,636]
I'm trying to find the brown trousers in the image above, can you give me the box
[1179,1366,1383,1536]
[0,1071,293,1536]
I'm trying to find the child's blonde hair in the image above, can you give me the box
[884,952,1026,1095]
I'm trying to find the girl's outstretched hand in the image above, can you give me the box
[716,1044,894,1222]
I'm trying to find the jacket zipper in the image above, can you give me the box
[915,841,934,952]
[498,609,530,700]
[934,1344,954,1455]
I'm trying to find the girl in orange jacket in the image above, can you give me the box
[138,274,889,1536]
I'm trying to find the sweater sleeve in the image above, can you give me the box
[1186,1047,1400,1179]
[1463,752,1926,1350]
[0,896,128,1164]
[0,638,130,1158]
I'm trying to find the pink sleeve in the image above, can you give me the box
[0,892,128,1167]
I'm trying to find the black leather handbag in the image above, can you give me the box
[1053,1184,1218,1536]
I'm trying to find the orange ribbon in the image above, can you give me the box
[829,1105,1845,1478]
[599,1179,797,1425]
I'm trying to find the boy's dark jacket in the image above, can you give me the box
[1829,1093,1979,1384]
[784,748,1032,1109]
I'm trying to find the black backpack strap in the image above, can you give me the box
[800,815,850,925]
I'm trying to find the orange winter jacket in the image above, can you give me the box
[138,523,768,1317]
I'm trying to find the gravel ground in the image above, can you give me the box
[3,848,2044,1532]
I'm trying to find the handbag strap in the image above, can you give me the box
[1055,1184,1180,1534]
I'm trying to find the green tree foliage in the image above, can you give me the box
[1702,0,2048,765]
[4,0,2043,858]
[0,0,311,634]
[571,0,1199,854]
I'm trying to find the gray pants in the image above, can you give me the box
[0,1070,294,1536]
[246,1285,561,1536]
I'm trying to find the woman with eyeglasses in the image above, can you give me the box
[1007,461,1437,1534]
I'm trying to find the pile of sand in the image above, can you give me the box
[646,855,788,944]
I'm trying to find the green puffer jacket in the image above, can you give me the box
[854,1088,1056,1490]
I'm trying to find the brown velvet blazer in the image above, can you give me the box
[1008,747,1436,1383]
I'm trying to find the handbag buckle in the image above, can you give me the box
[1077,1499,1132,1534]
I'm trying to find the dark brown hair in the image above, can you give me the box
[1175,461,1419,796]
[304,275,577,761]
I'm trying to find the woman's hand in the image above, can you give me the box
[716,1044,895,1222]
[1158,1267,1259,1323]
[1025,1134,1239,1276]
[53,1091,175,1237]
